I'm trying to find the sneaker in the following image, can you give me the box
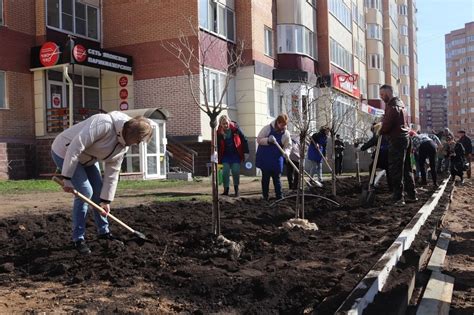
[98,233,124,245]
[74,240,91,255]
[393,199,406,207]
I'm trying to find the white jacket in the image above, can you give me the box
[256,120,292,155]
[52,111,131,202]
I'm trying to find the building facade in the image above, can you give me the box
[419,85,448,133]
[445,22,474,135]
[0,0,419,179]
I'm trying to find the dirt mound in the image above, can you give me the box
[0,177,434,314]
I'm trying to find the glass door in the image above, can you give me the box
[144,125,159,179]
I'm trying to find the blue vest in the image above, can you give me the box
[308,134,327,162]
[256,125,284,173]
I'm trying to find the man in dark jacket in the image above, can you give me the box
[334,134,345,175]
[377,84,416,206]
[457,130,472,179]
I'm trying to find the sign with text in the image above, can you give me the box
[39,42,60,67]
[332,73,361,99]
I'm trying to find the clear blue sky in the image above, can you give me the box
[417,0,474,88]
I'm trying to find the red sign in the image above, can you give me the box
[73,45,87,63]
[332,73,361,99]
[39,42,60,67]
[119,76,128,87]
[120,101,129,111]
[119,89,128,100]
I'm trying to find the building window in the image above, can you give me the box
[0,0,4,25]
[400,44,409,55]
[391,60,399,79]
[0,71,6,109]
[401,64,409,75]
[369,84,380,99]
[267,88,275,117]
[200,67,234,107]
[264,27,273,57]
[398,4,408,15]
[368,53,383,69]
[402,84,410,96]
[400,25,408,36]
[46,0,100,40]
[277,24,315,58]
[367,24,382,40]
[390,30,399,52]
[199,0,235,42]
[364,0,382,11]
[329,0,352,31]
[330,37,353,72]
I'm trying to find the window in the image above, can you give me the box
[264,27,273,57]
[199,0,235,42]
[368,53,383,69]
[391,60,399,78]
[398,4,408,15]
[330,37,353,72]
[402,84,410,96]
[401,64,409,75]
[367,24,382,40]
[390,30,399,52]
[0,71,6,109]
[267,88,275,117]
[369,84,381,99]
[364,0,382,11]
[329,0,352,31]
[200,67,235,107]
[277,24,315,58]
[400,25,408,36]
[46,0,100,40]
[0,0,4,25]
[400,44,409,55]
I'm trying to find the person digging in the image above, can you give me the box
[51,112,153,254]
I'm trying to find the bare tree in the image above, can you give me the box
[162,17,244,235]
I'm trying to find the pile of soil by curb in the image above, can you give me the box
[0,177,434,314]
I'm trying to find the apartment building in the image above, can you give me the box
[445,22,474,135]
[365,0,418,127]
[419,85,448,133]
[0,0,418,179]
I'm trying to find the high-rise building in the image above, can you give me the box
[365,0,419,127]
[445,22,474,135]
[419,85,448,133]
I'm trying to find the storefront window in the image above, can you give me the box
[46,0,100,40]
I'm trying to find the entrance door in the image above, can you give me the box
[47,81,68,132]
[143,120,167,179]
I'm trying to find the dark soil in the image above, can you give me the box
[0,177,435,314]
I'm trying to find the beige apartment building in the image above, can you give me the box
[365,0,419,127]
[445,22,474,135]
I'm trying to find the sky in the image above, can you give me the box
[417,0,474,88]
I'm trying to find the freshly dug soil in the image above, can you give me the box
[0,178,434,314]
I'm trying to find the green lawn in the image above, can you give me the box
[0,178,201,194]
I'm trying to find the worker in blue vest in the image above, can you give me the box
[256,114,292,201]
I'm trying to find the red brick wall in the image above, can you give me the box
[134,74,201,136]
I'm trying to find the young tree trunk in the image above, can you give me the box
[331,137,337,196]
[210,124,220,235]
[355,151,361,184]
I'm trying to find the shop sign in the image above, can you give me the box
[120,89,128,100]
[119,76,128,87]
[39,42,60,67]
[361,103,384,117]
[120,101,129,111]
[52,93,61,108]
[73,45,87,63]
[332,73,361,99]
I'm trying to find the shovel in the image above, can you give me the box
[273,141,323,188]
[360,136,382,207]
[52,176,147,241]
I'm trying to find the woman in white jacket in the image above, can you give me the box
[51,111,152,254]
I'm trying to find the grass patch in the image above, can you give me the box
[0,178,202,194]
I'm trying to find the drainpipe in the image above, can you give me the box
[63,66,73,127]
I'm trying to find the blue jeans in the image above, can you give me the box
[309,160,323,182]
[51,151,109,242]
[261,170,282,199]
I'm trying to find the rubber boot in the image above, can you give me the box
[222,187,229,196]
[234,185,240,197]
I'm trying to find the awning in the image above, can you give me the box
[122,108,171,120]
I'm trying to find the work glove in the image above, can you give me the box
[283,152,290,160]
[100,203,111,217]
[373,122,382,135]
[244,153,249,161]
[268,135,276,144]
